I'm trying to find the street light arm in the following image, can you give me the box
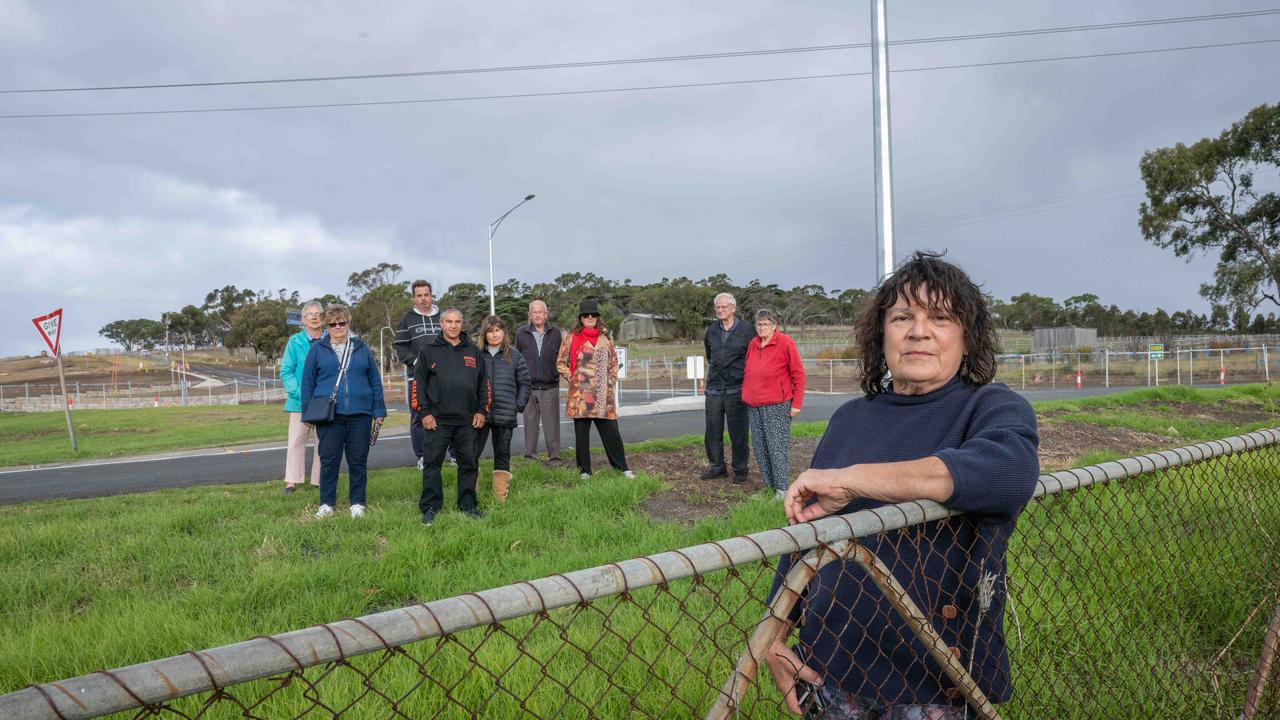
[488,194,536,236]
[488,194,536,317]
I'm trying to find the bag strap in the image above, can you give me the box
[329,342,353,401]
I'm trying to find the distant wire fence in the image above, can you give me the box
[617,345,1280,399]
[0,379,286,412]
[4,429,1280,719]
[4,344,1278,411]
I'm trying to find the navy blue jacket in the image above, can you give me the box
[482,346,532,427]
[300,336,387,419]
[772,375,1038,706]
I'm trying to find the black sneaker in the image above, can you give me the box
[732,471,749,484]
[700,467,728,480]
[462,507,484,520]
[283,485,296,495]
[422,509,437,526]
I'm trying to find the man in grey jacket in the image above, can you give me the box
[394,280,442,470]
[515,300,565,464]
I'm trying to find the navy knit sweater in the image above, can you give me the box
[773,375,1038,706]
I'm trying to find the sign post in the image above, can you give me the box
[1149,344,1165,387]
[31,308,77,451]
[615,347,628,409]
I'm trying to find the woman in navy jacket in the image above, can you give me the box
[300,304,387,520]
[766,253,1039,718]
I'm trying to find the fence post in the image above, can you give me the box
[1221,349,1226,385]
[262,380,267,405]
[1176,350,1181,386]
[234,379,240,405]
[829,360,834,393]
[1264,345,1270,383]
[1051,351,1056,389]
[1020,355,1026,390]
[1190,349,1195,386]
[667,357,674,397]
[24,383,29,401]
[1146,353,1151,387]
[1104,350,1109,388]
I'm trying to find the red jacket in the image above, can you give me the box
[742,331,806,409]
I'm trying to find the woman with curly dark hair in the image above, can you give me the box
[765,252,1039,718]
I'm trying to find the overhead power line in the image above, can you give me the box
[622,184,1146,282]
[2,37,1276,120]
[2,8,1278,94]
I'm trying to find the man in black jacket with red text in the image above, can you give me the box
[413,308,489,525]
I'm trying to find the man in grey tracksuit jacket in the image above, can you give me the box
[394,280,443,466]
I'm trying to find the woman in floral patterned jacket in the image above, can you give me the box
[556,298,635,480]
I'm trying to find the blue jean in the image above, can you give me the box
[316,413,373,507]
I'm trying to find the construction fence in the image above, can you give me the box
[4,429,1280,718]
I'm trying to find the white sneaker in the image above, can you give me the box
[314,504,334,519]
[774,490,786,501]
[350,504,366,519]
[580,472,591,480]
[416,457,425,471]
[623,470,636,479]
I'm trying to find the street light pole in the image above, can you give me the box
[488,194,536,316]
[870,0,896,282]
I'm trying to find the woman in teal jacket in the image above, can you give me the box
[280,301,325,493]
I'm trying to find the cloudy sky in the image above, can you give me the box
[2,1,1278,356]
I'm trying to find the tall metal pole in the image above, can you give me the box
[871,0,896,282]
[487,194,536,316]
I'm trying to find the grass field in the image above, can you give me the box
[1,388,1278,717]
[0,405,289,466]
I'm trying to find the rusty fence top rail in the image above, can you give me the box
[4,428,1278,720]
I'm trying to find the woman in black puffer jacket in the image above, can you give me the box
[475,315,531,501]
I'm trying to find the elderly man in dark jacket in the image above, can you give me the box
[703,292,756,483]
[515,300,565,464]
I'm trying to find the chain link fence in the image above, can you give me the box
[3,430,1280,718]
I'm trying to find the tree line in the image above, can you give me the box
[99,262,1275,363]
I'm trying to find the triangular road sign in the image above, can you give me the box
[32,308,64,356]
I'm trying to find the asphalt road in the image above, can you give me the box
[0,385,1136,505]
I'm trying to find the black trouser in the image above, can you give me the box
[705,390,750,474]
[411,405,456,462]
[419,423,479,513]
[574,418,629,474]
[316,413,372,508]
[474,425,514,472]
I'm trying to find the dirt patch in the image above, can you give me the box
[635,438,821,524]
[634,414,1203,524]
[1036,421,1175,472]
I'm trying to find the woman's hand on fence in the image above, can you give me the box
[763,636,822,716]
[785,468,857,524]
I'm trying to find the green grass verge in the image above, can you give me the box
[2,388,1279,717]
[0,405,290,466]
[1037,384,1280,442]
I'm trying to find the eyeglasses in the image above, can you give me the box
[303,313,322,319]
[327,321,349,328]
[581,313,600,319]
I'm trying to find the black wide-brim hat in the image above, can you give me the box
[578,298,600,316]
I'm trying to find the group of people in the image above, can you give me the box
[278,281,637,526]
[278,253,1042,718]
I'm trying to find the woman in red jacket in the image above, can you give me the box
[742,309,806,499]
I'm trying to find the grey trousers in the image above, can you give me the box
[523,386,562,459]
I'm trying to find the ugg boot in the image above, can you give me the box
[492,470,512,502]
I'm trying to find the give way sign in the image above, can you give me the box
[32,308,64,356]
